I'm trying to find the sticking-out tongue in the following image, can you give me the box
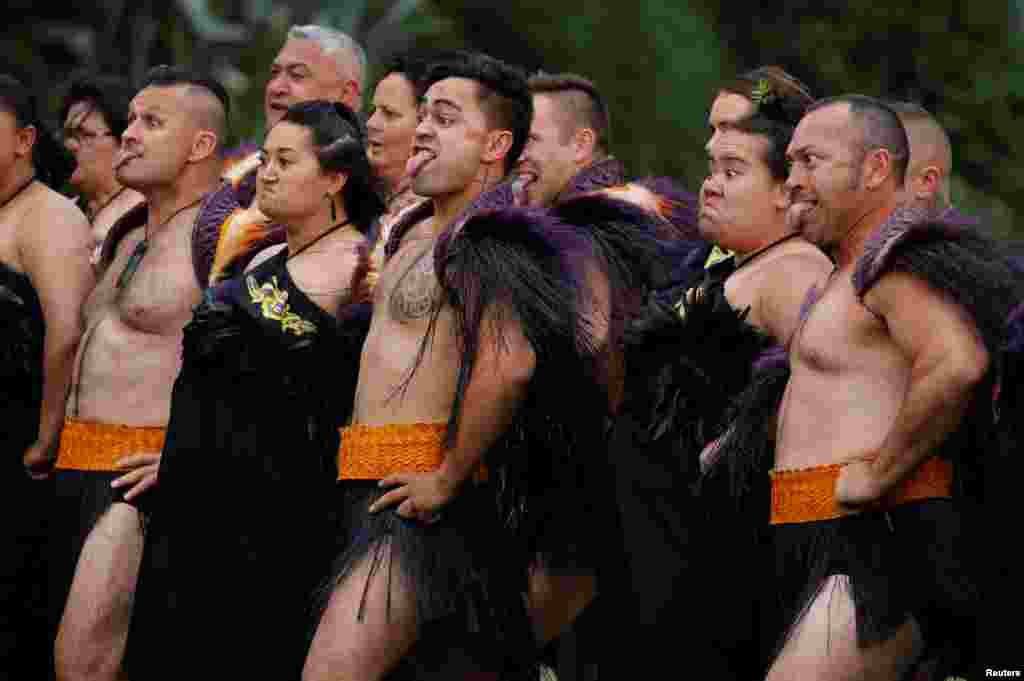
[406,150,435,178]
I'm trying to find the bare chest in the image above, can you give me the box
[376,237,443,325]
[792,273,888,373]
[87,229,199,335]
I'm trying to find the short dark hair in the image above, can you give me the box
[58,73,135,139]
[378,51,433,99]
[279,100,385,234]
[140,65,231,149]
[0,73,73,188]
[528,71,612,154]
[806,94,910,185]
[423,51,532,174]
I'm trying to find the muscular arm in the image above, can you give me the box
[371,304,537,519]
[857,271,988,495]
[21,200,95,472]
[440,305,537,490]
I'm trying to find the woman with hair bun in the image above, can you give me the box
[125,100,382,681]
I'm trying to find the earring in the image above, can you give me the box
[328,194,336,223]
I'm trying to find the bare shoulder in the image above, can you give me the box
[861,270,942,316]
[24,186,89,233]
[774,240,832,275]
[755,241,833,346]
[20,186,91,254]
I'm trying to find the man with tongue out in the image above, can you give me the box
[304,51,559,681]
[193,24,366,288]
[516,72,623,208]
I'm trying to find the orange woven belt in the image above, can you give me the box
[55,418,166,472]
[769,456,953,525]
[337,423,487,482]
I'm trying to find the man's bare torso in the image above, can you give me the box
[70,207,201,426]
[775,264,910,470]
[352,217,458,426]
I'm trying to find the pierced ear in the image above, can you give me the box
[482,129,514,165]
[188,130,219,163]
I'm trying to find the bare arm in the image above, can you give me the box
[371,305,536,520]
[21,199,96,476]
[838,271,988,502]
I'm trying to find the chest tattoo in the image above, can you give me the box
[388,246,441,321]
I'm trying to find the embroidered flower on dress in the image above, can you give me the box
[247,274,317,336]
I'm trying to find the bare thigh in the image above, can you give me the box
[527,566,598,646]
[766,575,923,681]
[55,502,144,681]
[303,549,420,681]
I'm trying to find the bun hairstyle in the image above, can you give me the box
[719,66,816,180]
[0,73,74,188]
[278,100,385,234]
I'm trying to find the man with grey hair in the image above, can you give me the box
[195,24,367,287]
[268,24,367,124]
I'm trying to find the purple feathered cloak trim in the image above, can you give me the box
[384,177,524,260]
[191,182,240,287]
[853,205,982,297]
[191,167,286,287]
[555,157,626,203]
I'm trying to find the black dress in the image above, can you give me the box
[125,250,363,680]
[0,260,48,675]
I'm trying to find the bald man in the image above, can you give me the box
[197,24,367,288]
[52,67,227,681]
[887,101,952,212]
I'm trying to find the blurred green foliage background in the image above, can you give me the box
[4,0,1022,236]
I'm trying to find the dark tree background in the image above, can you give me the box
[4,0,1021,235]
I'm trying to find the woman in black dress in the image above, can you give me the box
[125,100,382,680]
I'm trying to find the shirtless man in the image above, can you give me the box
[304,51,541,681]
[52,66,227,681]
[201,24,366,287]
[769,95,988,679]
[0,73,94,677]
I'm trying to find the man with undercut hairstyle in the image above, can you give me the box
[758,94,1018,680]
[51,66,227,681]
[195,24,367,289]
[886,100,952,213]
[517,72,623,207]
[304,50,542,681]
